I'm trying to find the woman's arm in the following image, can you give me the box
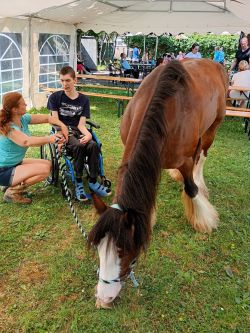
[30,113,68,141]
[8,129,64,147]
[29,114,49,124]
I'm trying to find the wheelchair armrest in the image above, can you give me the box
[86,120,100,129]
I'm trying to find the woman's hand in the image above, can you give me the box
[49,133,65,145]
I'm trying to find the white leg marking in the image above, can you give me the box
[182,190,219,234]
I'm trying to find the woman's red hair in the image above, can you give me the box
[0,92,22,136]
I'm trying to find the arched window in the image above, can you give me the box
[39,34,70,91]
[0,33,23,103]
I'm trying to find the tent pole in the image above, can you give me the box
[143,35,146,61]
[28,16,33,108]
[155,36,158,60]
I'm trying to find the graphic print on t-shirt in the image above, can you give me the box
[59,102,84,118]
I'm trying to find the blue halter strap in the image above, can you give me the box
[110,203,123,211]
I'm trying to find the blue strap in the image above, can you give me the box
[111,203,123,211]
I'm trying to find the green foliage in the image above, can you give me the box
[128,33,238,62]
[78,29,239,64]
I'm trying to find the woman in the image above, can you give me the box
[229,60,250,107]
[120,53,139,78]
[0,92,68,204]
[185,43,202,59]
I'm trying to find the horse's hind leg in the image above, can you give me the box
[179,158,218,234]
[193,150,209,198]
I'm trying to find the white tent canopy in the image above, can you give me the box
[0,0,250,107]
[1,1,250,35]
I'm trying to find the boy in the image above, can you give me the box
[47,66,111,201]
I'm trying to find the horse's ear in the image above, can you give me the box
[92,194,107,215]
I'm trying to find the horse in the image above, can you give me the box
[88,59,228,309]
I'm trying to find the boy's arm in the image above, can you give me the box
[77,116,92,144]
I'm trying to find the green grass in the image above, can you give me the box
[0,99,249,333]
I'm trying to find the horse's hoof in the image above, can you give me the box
[95,298,113,309]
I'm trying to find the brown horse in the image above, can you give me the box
[88,59,228,309]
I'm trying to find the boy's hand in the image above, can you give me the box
[79,133,92,144]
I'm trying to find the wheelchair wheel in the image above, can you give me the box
[40,143,59,186]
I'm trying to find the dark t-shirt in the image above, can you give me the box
[235,47,250,70]
[47,90,90,127]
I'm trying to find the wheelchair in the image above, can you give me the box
[40,120,111,200]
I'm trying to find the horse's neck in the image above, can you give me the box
[114,145,135,200]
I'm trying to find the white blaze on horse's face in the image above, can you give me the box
[96,235,122,304]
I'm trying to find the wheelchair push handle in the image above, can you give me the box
[86,120,100,129]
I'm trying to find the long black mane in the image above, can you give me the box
[88,61,190,253]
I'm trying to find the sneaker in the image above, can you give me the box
[75,182,89,202]
[88,181,112,197]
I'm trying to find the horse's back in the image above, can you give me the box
[120,59,227,167]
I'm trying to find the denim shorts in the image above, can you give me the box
[0,164,20,186]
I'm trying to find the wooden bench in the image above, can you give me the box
[226,106,250,117]
[83,91,132,117]
[42,87,132,117]
[225,106,250,137]
[75,84,127,91]
[75,83,128,91]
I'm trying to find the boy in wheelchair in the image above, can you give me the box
[47,66,111,202]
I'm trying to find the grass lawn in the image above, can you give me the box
[0,98,249,333]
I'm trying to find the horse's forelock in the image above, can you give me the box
[88,208,146,254]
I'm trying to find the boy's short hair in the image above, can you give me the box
[59,66,76,79]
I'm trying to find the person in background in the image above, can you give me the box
[176,51,185,61]
[219,47,225,65]
[47,66,111,201]
[185,43,202,59]
[213,46,220,62]
[120,53,139,78]
[213,46,224,65]
[142,48,149,63]
[132,45,140,63]
[148,54,156,66]
[155,57,163,67]
[229,60,250,107]
[230,36,250,72]
[247,34,250,49]
[77,59,91,75]
[162,53,172,65]
[0,92,67,204]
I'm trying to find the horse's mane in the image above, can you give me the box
[88,61,190,253]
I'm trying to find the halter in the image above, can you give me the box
[98,258,139,288]
[96,203,139,286]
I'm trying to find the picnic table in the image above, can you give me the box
[226,86,250,137]
[228,85,250,104]
[76,74,142,96]
[130,63,155,78]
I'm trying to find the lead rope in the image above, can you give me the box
[54,138,139,288]
[54,139,88,240]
